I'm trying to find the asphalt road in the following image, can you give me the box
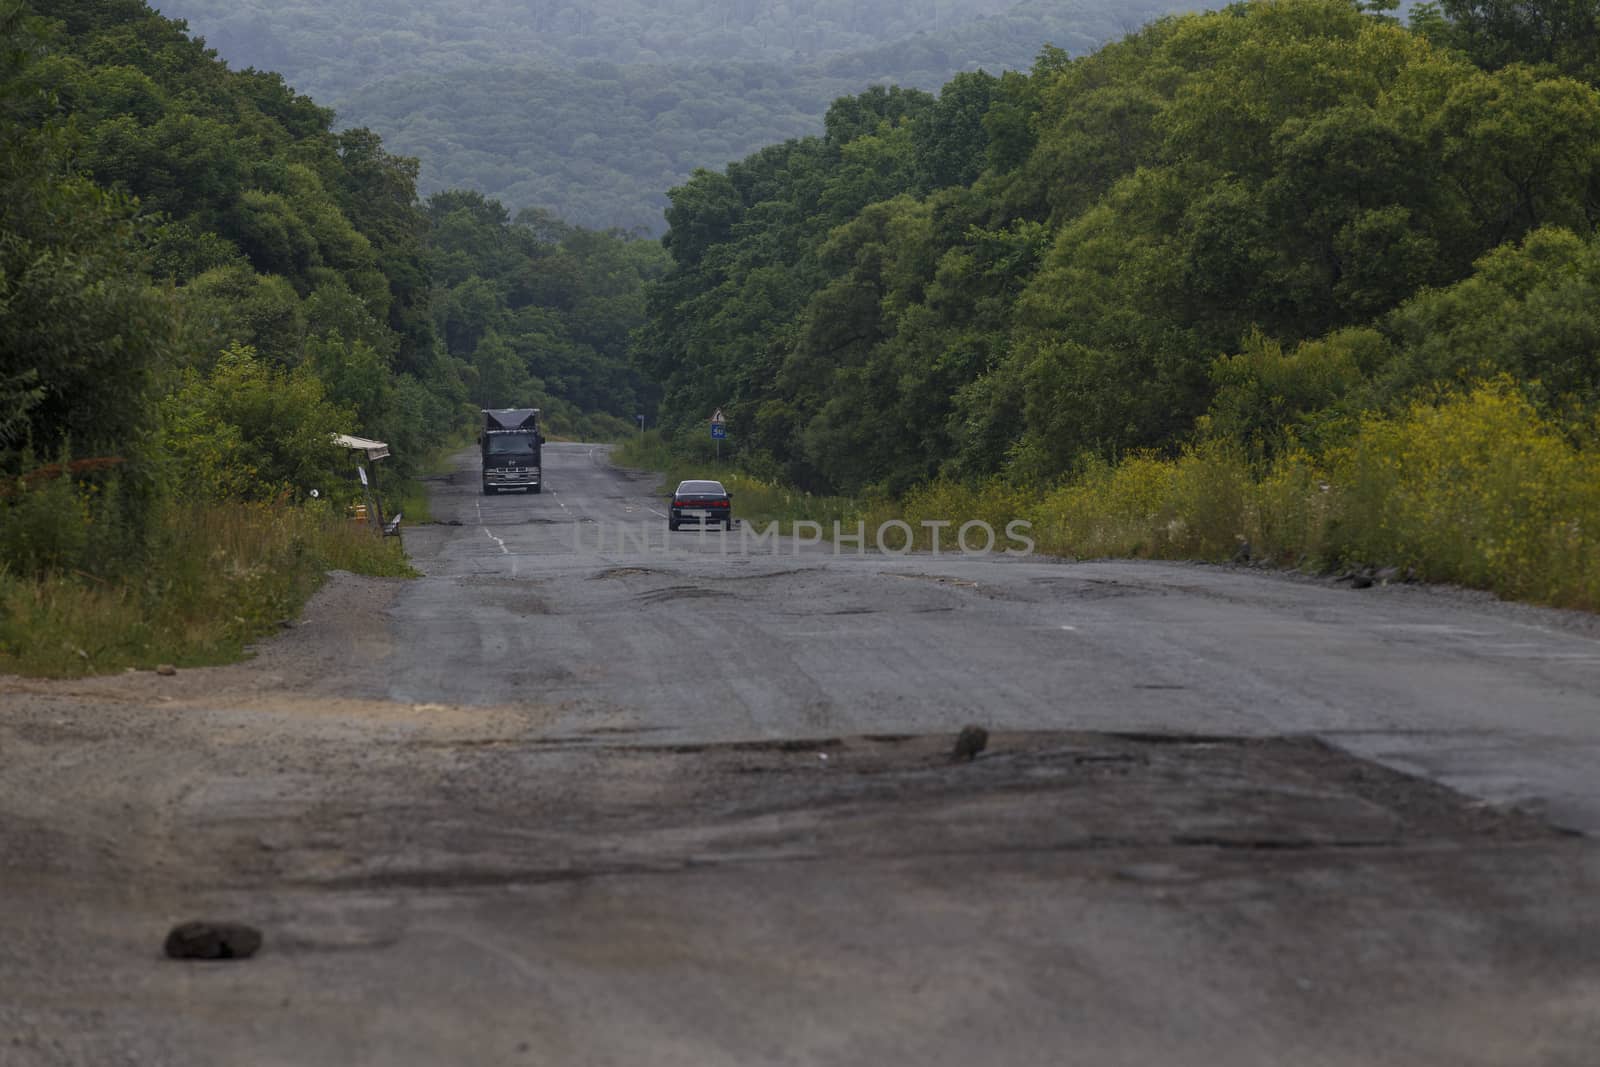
[1,442,1597,1066]
[400,444,1600,832]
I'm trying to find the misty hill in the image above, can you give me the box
[155,0,1162,93]
[155,0,1202,230]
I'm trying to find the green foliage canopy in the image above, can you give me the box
[425,191,670,437]
[1,0,473,578]
[637,0,1600,495]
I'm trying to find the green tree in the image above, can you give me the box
[0,3,175,477]
[161,343,351,501]
[1373,226,1600,411]
[911,71,999,192]
[425,189,665,433]
[15,0,468,496]
[1418,0,1600,82]
[638,0,1600,492]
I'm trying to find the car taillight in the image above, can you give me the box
[714,500,728,507]
[672,499,683,507]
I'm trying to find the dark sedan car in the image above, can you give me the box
[669,479,733,530]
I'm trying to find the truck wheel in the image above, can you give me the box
[483,485,497,495]
[532,485,542,494]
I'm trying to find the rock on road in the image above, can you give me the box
[1,441,1597,1066]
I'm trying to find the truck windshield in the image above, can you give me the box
[486,434,537,454]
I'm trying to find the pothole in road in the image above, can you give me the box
[247,731,1574,898]
[1020,576,1155,601]
[491,517,567,527]
[592,566,659,579]
[632,586,731,604]
[885,572,979,588]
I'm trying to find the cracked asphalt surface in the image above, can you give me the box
[2,442,1598,1065]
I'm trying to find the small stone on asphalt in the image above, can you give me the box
[164,920,262,960]
[951,725,989,762]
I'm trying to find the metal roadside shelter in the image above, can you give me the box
[331,433,400,536]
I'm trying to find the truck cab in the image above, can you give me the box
[480,408,544,494]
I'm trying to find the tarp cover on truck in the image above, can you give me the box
[485,409,538,431]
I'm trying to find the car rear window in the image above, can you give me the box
[678,481,725,495]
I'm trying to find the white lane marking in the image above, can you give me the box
[647,507,667,518]
[475,496,518,574]
[1060,625,1078,631]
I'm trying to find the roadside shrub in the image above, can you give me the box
[1162,442,1252,558]
[889,479,1036,556]
[1035,455,1174,557]
[0,452,150,579]
[1246,449,1334,566]
[0,468,91,575]
[1205,328,1379,457]
[1326,381,1600,604]
[0,501,413,677]
[1030,442,1251,560]
[161,343,352,503]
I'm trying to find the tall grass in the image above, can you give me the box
[612,388,1600,610]
[880,383,1600,609]
[0,501,413,678]
[1321,385,1600,605]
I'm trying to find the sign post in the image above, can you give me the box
[710,408,726,462]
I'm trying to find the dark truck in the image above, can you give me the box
[480,408,544,494]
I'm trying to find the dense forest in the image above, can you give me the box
[629,0,1600,604]
[640,0,1600,491]
[156,0,1201,230]
[426,192,668,436]
[0,0,656,583]
[5,0,453,501]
